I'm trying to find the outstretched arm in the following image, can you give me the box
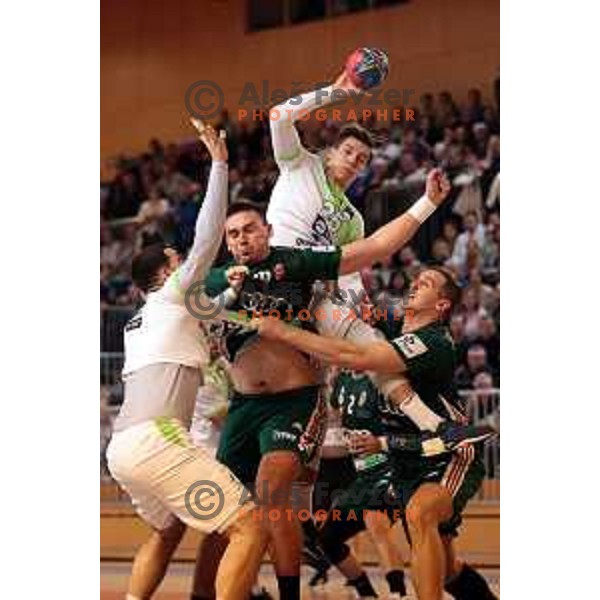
[167,120,229,300]
[338,169,451,275]
[255,316,407,374]
[270,71,362,169]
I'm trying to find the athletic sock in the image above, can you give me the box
[276,575,300,600]
[385,569,407,595]
[349,572,378,597]
[445,564,498,600]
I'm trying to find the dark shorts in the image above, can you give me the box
[312,455,356,513]
[318,461,401,547]
[216,385,326,486]
[393,444,486,536]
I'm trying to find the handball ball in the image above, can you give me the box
[345,47,389,90]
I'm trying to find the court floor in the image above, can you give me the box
[101,561,500,599]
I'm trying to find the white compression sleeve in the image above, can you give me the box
[269,85,335,168]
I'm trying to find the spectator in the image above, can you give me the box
[449,211,486,278]
[136,187,172,238]
[449,314,469,366]
[468,268,497,315]
[462,88,486,125]
[441,219,460,253]
[399,246,421,280]
[400,127,431,165]
[106,170,142,219]
[472,122,490,159]
[438,91,460,127]
[431,237,452,265]
[455,344,496,390]
[459,285,489,340]
[473,315,500,371]
[481,213,500,284]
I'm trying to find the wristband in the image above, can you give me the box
[407,194,437,224]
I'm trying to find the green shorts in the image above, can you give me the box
[216,385,326,485]
[393,444,485,536]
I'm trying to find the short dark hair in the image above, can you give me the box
[131,242,169,293]
[426,266,461,319]
[334,123,375,150]
[226,201,267,223]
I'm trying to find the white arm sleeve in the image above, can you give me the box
[163,161,228,303]
[270,85,335,170]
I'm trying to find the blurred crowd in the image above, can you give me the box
[100,82,500,393]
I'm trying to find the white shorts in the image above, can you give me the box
[106,418,249,533]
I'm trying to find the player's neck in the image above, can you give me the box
[402,310,439,333]
[324,161,350,193]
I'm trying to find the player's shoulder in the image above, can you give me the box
[391,322,453,358]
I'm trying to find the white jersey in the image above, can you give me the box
[115,161,228,430]
[266,86,366,296]
[122,282,210,375]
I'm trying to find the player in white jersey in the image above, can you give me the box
[106,122,267,600]
[267,69,491,450]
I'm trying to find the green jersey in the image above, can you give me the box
[204,246,341,361]
[383,319,461,436]
[330,369,408,471]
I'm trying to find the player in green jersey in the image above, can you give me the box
[322,368,410,598]
[199,172,459,599]
[255,266,497,600]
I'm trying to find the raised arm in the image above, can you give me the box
[167,121,228,299]
[338,169,451,275]
[270,71,362,169]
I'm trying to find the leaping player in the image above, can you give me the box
[267,65,494,450]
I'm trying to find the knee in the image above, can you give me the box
[406,502,435,535]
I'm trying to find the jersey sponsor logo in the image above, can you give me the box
[322,199,355,231]
[393,333,428,358]
[308,214,333,245]
[311,245,337,253]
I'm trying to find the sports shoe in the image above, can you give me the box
[421,421,497,457]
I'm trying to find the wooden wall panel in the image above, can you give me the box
[101,0,499,160]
